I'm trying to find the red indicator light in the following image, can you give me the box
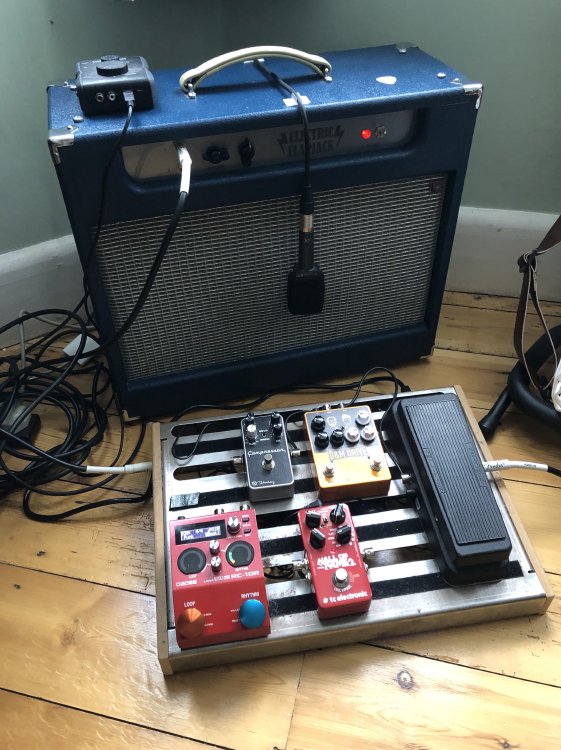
[361,129,372,140]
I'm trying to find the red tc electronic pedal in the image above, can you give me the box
[169,509,270,649]
[304,404,392,500]
[298,503,372,620]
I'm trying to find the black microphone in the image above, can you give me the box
[287,185,325,315]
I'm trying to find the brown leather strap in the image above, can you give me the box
[514,215,561,393]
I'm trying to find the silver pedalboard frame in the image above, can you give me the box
[153,386,552,674]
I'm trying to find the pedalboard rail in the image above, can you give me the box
[153,387,552,674]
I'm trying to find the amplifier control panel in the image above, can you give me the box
[169,509,270,649]
[304,404,392,500]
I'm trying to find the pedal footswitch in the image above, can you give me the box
[304,405,391,500]
[169,509,270,649]
[298,503,372,619]
[242,412,295,501]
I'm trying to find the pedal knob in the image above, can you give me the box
[227,516,241,535]
[272,422,283,439]
[176,607,205,639]
[209,539,220,555]
[330,428,344,447]
[315,431,329,449]
[336,524,352,545]
[330,503,346,525]
[245,423,257,443]
[305,510,322,529]
[355,408,371,426]
[210,555,222,573]
[361,424,376,442]
[333,568,349,588]
[311,415,326,432]
[344,426,360,444]
[239,599,267,629]
[310,528,326,549]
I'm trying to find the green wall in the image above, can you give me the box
[1,0,560,255]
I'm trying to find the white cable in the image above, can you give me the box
[84,462,152,475]
[483,459,549,473]
[176,144,192,194]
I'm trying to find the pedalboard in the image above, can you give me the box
[169,509,270,649]
[154,387,552,673]
[241,412,295,501]
[298,503,372,619]
[304,404,392,500]
[384,392,512,584]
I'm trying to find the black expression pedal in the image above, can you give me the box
[384,392,512,584]
[75,55,155,115]
[241,412,295,502]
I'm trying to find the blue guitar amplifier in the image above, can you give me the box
[48,44,482,417]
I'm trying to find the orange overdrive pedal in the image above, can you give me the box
[298,503,372,619]
[304,405,392,500]
[170,510,270,649]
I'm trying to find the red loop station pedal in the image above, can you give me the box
[169,509,270,649]
[304,404,391,500]
[298,503,372,619]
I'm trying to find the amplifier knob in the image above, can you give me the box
[238,138,255,167]
[176,607,205,639]
[203,145,230,165]
[239,599,267,629]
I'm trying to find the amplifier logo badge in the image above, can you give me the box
[278,125,344,157]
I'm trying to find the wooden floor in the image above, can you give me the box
[1,290,560,750]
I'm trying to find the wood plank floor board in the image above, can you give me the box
[368,574,561,687]
[285,642,561,750]
[0,564,301,750]
[0,689,216,750]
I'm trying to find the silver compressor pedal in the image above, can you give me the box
[241,412,295,502]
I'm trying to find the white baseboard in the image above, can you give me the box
[0,236,83,346]
[0,208,559,346]
[447,207,560,300]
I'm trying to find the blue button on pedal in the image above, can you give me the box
[239,599,267,629]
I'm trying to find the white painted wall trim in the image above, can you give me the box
[0,208,559,347]
[0,235,83,346]
[447,207,560,300]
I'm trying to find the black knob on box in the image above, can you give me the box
[305,510,322,529]
[310,528,326,549]
[330,504,346,525]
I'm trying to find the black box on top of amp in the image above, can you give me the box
[47,44,482,417]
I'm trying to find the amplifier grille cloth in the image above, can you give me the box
[96,174,446,381]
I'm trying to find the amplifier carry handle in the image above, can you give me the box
[179,45,332,98]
